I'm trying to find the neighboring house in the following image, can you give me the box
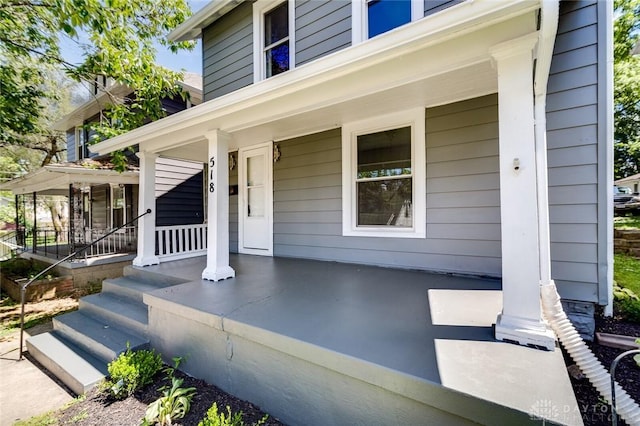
[28,1,614,424]
[616,173,640,194]
[0,74,205,261]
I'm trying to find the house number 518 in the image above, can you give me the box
[209,157,215,193]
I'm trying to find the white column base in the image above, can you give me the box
[133,255,160,267]
[495,313,557,351]
[202,266,235,282]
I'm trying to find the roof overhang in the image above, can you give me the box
[0,165,139,195]
[169,0,243,42]
[93,0,540,162]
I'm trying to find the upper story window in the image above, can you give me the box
[352,0,424,44]
[253,0,295,82]
[76,126,88,160]
[342,108,426,238]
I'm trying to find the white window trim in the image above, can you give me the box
[352,0,424,45]
[75,126,86,160]
[341,108,426,238]
[253,0,295,83]
[110,184,127,232]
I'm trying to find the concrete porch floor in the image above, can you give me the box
[139,255,582,425]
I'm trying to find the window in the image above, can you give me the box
[253,1,295,82]
[76,126,88,160]
[111,185,126,229]
[342,109,426,238]
[352,0,424,44]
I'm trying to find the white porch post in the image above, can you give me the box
[133,151,160,267]
[491,34,556,350]
[202,130,235,281]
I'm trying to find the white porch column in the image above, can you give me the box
[491,34,556,350]
[202,130,235,281]
[133,151,159,267]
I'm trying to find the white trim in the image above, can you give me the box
[253,0,295,83]
[341,108,426,238]
[91,0,537,156]
[352,0,425,44]
[168,0,241,42]
[238,141,274,256]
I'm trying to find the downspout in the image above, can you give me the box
[535,2,640,423]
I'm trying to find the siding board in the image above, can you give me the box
[202,2,253,101]
[155,158,204,226]
[272,95,501,276]
[295,0,351,66]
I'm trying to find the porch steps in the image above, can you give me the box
[26,332,108,395]
[26,266,183,395]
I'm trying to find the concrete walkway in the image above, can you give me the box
[0,323,74,425]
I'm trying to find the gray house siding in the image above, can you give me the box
[295,0,351,66]
[546,0,601,303]
[424,1,463,17]
[155,158,204,227]
[272,94,501,276]
[202,1,253,101]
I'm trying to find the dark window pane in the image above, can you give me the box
[357,178,413,227]
[266,42,289,77]
[265,2,288,46]
[357,126,411,179]
[368,0,411,38]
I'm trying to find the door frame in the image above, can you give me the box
[238,141,274,256]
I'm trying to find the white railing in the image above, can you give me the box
[156,223,207,261]
[84,226,138,258]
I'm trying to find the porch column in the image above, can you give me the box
[202,130,235,281]
[133,151,159,266]
[490,33,556,350]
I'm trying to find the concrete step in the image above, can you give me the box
[26,331,108,396]
[79,293,148,337]
[53,311,148,362]
[122,265,187,286]
[102,276,172,302]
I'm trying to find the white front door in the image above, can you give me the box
[238,142,273,256]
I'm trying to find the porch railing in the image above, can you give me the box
[0,231,21,260]
[83,226,137,258]
[156,223,207,261]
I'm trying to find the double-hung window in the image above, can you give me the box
[352,0,424,43]
[342,109,426,238]
[253,1,294,82]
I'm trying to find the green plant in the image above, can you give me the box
[141,376,196,426]
[0,258,59,281]
[103,346,163,399]
[613,283,640,322]
[615,254,640,295]
[198,403,268,426]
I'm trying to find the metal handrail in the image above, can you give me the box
[610,348,640,426]
[18,208,152,360]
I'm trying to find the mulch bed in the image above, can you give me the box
[565,314,640,426]
[57,369,286,426]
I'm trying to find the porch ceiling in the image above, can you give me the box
[92,1,538,162]
[0,166,138,195]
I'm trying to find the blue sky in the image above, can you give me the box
[60,0,209,74]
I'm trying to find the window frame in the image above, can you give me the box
[253,0,295,83]
[75,126,87,160]
[352,0,424,44]
[341,108,426,238]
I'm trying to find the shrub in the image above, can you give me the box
[102,347,163,399]
[613,283,640,323]
[198,403,267,426]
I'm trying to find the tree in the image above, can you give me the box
[614,0,640,178]
[0,0,195,170]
